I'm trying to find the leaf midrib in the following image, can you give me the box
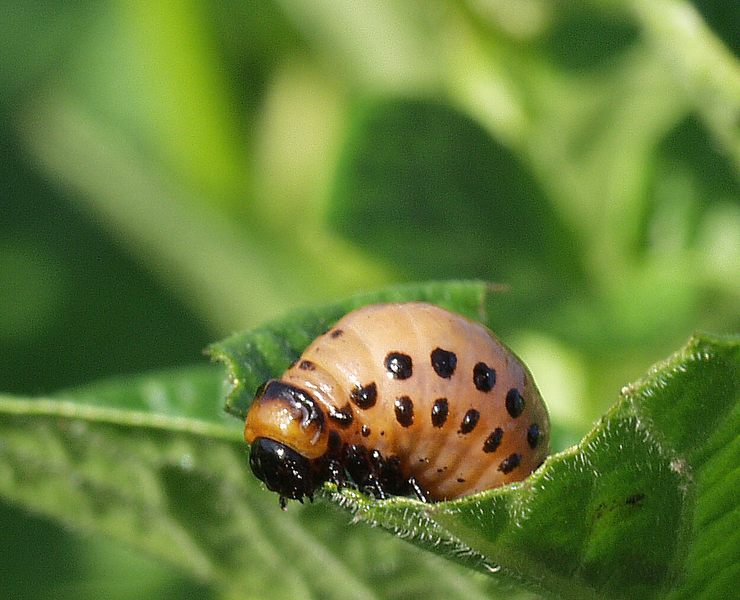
[0,395,242,442]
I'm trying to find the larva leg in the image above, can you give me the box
[363,473,387,499]
[343,444,374,489]
[377,455,408,496]
[325,457,345,490]
[408,476,430,503]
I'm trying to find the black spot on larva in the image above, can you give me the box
[330,329,343,338]
[457,478,465,483]
[394,396,414,427]
[298,360,315,371]
[431,398,449,428]
[431,347,457,378]
[380,430,385,436]
[483,428,504,453]
[458,409,480,434]
[385,352,413,379]
[350,382,378,409]
[527,423,540,448]
[361,425,371,437]
[473,362,496,392]
[498,453,521,474]
[329,403,354,428]
[506,388,525,418]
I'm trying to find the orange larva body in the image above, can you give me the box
[245,302,549,504]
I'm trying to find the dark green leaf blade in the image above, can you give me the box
[624,334,740,600]
[326,99,585,321]
[208,280,492,418]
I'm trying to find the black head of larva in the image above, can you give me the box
[244,381,332,505]
[249,437,316,500]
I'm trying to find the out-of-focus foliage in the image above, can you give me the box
[0,0,737,598]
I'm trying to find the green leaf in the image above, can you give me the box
[327,99,583,292]
[208,279,492,418]
[0,0,101,107]
[536,5,639,71]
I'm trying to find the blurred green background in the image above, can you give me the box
[1,1,737,598]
